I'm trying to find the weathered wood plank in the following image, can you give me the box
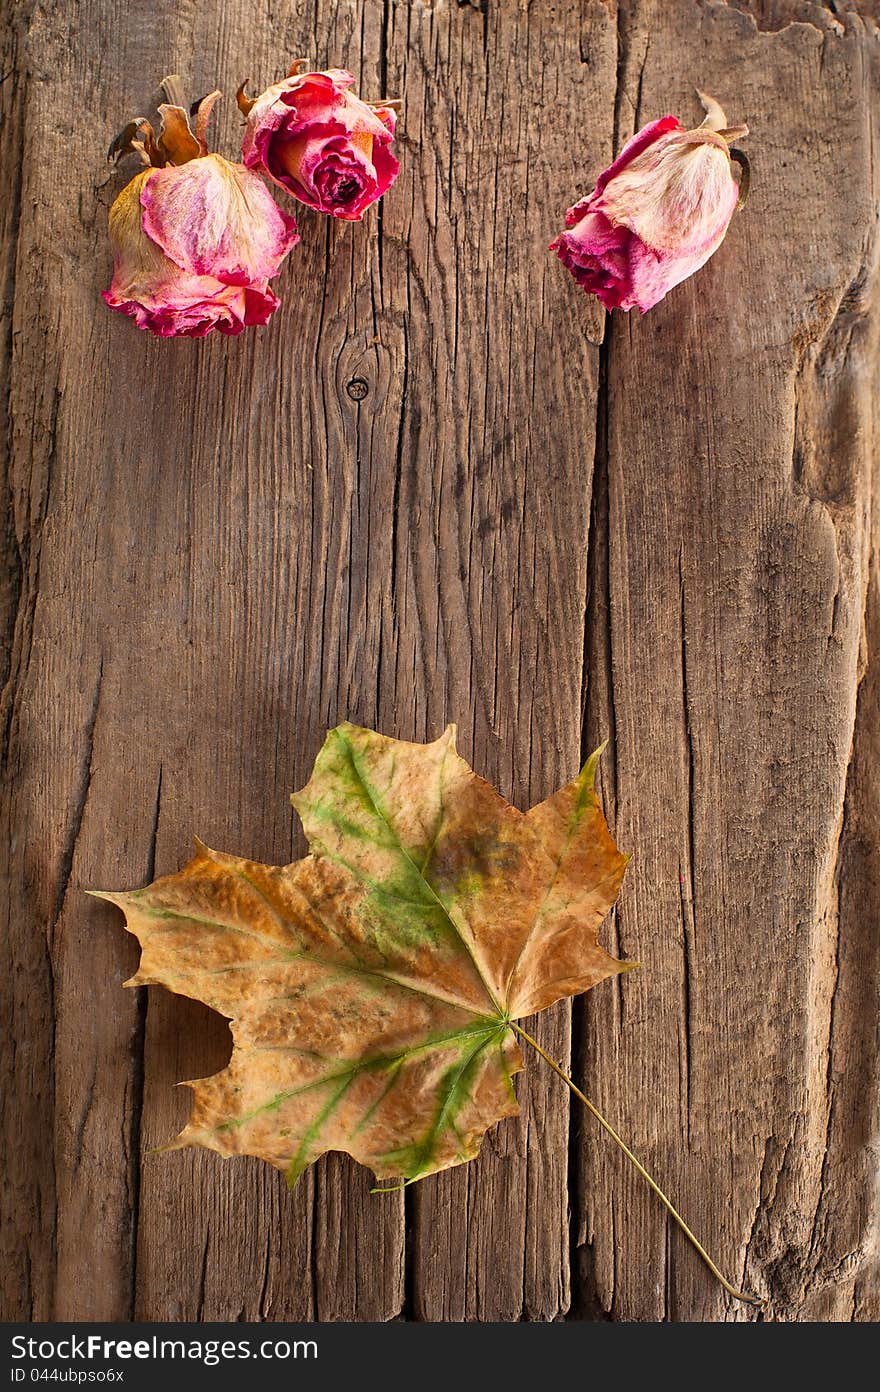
[1,1,57,1322]
[579,0,880,1321]
[126,0,412,1323]
[392,0,615,1321]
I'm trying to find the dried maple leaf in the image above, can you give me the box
[97,721,760,1304]
[98,723,629,1184]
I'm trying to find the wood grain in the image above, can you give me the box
[1,0,877,1322]
[579,0,880,1321]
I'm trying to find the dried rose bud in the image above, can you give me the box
[238,63,399,221]
[550,92,749,313]
[103,88,299,337]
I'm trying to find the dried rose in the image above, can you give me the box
[238,63,399,221]
[550,93,749,313]
[104,90,299,338]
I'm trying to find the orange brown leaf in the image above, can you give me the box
[98,724,629,1185]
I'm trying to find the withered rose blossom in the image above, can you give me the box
[104,90,299,337]
[239,64,399,220]
[551,93,749,313]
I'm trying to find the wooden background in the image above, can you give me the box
[2,0,878,1323]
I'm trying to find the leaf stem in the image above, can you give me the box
[510,1021,762,1308]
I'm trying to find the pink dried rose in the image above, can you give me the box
[238,62,399,221]
[104,90,299,338]
[551,93,749,313]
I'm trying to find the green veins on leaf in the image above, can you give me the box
[97,722,629,1185]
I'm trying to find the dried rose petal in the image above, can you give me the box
[551,93,748,313]
[240,66,399,221]
[103,92,299,338]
